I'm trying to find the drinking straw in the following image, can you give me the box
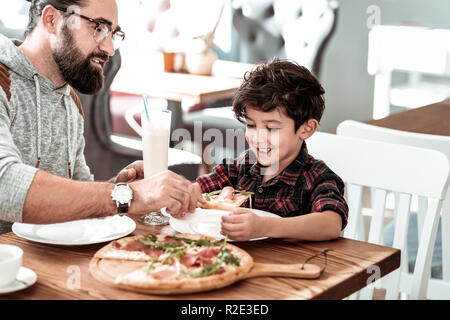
[142,95,149,120]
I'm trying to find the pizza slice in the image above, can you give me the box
[198,186,254,211]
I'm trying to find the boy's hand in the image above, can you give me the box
[220,208,263,241]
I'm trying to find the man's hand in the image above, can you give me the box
[192,182,205,205]
[129,170,204,218]
[220,208,264,241]
[111,161,145,183]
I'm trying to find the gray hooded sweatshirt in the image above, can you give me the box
[0,34,93,224]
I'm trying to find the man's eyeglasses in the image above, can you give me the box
[54,7,125,51]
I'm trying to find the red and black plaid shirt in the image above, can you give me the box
[196,142,348,230]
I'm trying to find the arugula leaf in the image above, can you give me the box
[161,247,186,264]
[237,190,254,196]
[139,235,184,253]
[138,234,158,247]
[214,237,227,247]
[207,190,222,196]
[219,248,240,266]
[189,263,221,278]
[205,189,254,198]
[142,258,159,275]
[162,241,184,249]
[173,236,215,247]
[194,239,214,247]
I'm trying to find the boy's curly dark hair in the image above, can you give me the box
[232,58,325,131]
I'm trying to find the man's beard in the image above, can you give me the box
[52,24,109,95]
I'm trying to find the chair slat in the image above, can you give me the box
[442,189,450,282]
[411,199,444,299]
[417,195,427,240]
[367,188,387,244]
[385,193,412,299]
[343,183,363,240]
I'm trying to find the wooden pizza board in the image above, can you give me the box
[89,257,322,295]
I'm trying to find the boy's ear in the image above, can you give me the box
[297,119,319,140]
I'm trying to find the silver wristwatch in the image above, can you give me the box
[111,183,133,215]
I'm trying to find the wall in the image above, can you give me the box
[319,0,450,132]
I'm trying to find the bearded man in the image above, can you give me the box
[0,0,203,230]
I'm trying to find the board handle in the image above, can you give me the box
[243,262,322,279]
[243,248,332,280]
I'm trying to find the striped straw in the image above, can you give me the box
[142,95,149,120]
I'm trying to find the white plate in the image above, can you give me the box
[0,267,37,294]
[163,207,280,241]
[12,215,136,246]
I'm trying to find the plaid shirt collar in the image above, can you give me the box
[247,142,309,186]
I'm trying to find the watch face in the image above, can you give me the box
[115,186,132,203]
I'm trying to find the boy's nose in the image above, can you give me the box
[255,129,269,147]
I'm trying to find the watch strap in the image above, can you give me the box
[117,202,129,214]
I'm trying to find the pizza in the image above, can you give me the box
[90,233,254,294]
[198,186,254,211]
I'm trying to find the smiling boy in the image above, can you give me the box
[194,59,348,241]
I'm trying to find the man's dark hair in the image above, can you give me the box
[24,0,87,37]
[232,58,325,132]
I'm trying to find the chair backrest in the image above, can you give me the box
[308,132,449,201]
[367,25,450,76]
[232,0,339,77]
[307,132,450,299]
[336,120,450,159]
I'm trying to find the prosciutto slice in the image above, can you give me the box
[112,239,163,258]
[180,248,220,267]
[151,260,180,280]
[217,186,235,201]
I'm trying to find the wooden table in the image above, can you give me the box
[0,214,400,300]
[367,98,450,136]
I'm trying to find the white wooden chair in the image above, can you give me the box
[336,120,450,299]
[368,25,450,119]
[307,132,450,299]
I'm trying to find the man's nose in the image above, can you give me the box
[99,35,115,57]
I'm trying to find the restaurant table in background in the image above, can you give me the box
[110,60,245,135]
[0,214,400,300]
[111,70,243,106]
[366,98,450,136]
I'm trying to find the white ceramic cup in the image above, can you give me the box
[0,244,23,287]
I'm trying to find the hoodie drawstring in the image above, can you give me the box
[33,74,72,179]
[63,96,72,179]
[33,75,42,170]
